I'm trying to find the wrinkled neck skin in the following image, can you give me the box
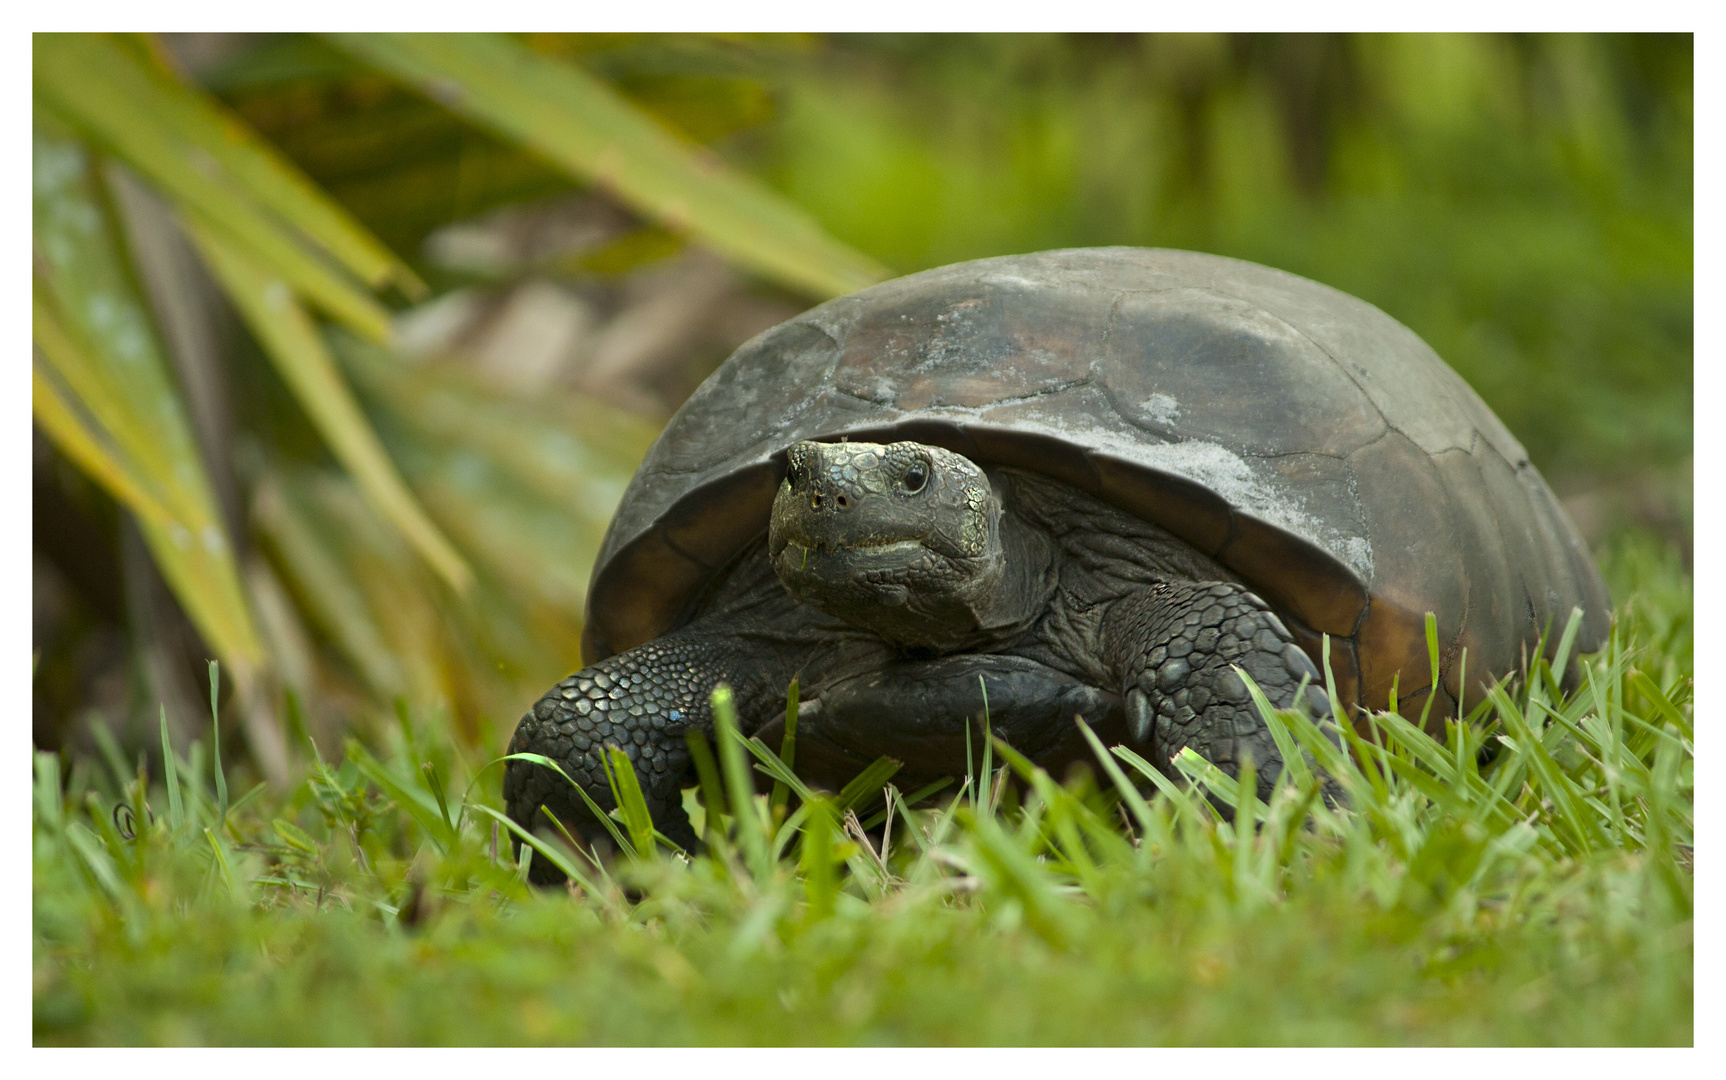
[768,439,1054,654]
[971,509,1056,647]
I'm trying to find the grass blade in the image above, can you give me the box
[600,745,657,860]
[420,762,454,835]
[35,752,65,833]
[88,722,132,803]
[1628,671,1693,742]
[1418,613,1442,732]
[684,729,728,846]
[345,741,456,853]
[770,801,816,861]
[992,736,1106,890]
[1076,718,1157,836]
[1549,607,1584,685]
[204,827,237,897]
[1235,666,1314,790]
[711,684,769,877]
[835,756,903,816]
[226,782,268,819]
[66,823,125,901]
[539,807,618,888]
[963,716,975,811]
[860,777,950,831]
[502,752,632,858]
[1172,747,1250,819]
[960,808,1073,947]
[1112,744,1214,822]
[209,662,228,829]
[746,737,816,804]
[1231,750,1261,899]
[770,678,799,822]
[841,809,890,900]
[799,795,840,921]
[1491,686,1606,855]
[158,706,184,832]
[977,675,996,815]
[469,804,603,897]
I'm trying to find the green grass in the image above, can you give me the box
[32,539,1691,1046]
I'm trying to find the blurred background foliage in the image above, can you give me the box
[33,33,1691,788]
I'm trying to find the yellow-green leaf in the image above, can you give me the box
[130,33,424,297]
[334,335,651,616]
[31,362,176,530]
[34,34,397,342]
[31,286,192,525]
[330,33,891,298]
[32,126,263,676]
[186,220,473,594]
[251,477,406,702]
[254,469,464,708]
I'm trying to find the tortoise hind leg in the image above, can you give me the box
[1102,580,1334,802]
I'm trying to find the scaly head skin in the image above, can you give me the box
[768,440,1008,651]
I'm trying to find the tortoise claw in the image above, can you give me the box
[1127,688,1153,745]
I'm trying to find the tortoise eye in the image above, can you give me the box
[902,461,929,493]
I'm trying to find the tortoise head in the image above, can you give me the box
[768,440,1005,651]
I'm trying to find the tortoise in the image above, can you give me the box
[503,247,1609,868]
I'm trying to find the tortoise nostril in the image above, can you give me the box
[836,494,849,509]
[811,493,823,509]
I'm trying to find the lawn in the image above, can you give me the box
[32,536,1691,1046]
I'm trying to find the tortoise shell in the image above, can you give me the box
[583,248,1609,722]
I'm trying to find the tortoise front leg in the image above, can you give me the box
[503,626,781,880]
[1102,580,1332,802]
[754,654,1127,792]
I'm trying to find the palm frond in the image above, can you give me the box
[330,33,890,298]
[32,126,265,725]
[188,223,471,592]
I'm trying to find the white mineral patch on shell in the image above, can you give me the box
[1341,536,1374,580]
[1130,438,1375,580]
[1133,439,1276,511]
[974,404,1376,581]
[1142,393,1181,425]
[977,272,1045,290]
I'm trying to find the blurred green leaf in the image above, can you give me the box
[329,33,891,298]
[333,337,652,620]
[187,221,472,593]
[250,476,405,702]
[34,35,403,342]
[32,126,264,681]
[31,361,175,530]
[336,335,655,510]
[120,34,425,298]
[31,287,189,525]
